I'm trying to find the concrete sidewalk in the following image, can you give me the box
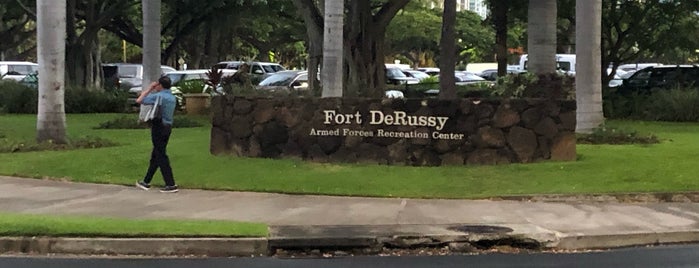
[1,176,699,256]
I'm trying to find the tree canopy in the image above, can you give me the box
[2,0,697,92]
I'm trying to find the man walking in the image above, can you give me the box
[135,76,179,193]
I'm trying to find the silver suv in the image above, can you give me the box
[213,61,286,79]
[103,63,176,91]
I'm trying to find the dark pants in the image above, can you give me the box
[143,119,175,186]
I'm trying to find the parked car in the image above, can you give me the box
[454,71,491,86]
[126,68,225,109]
[212,61,245,70]
[618,63,663,72]
[256,70,308,91]
[386,67,419,85]
[617,65,699,94]
[477,67,523,81]
[103,63,176,91]
[213,61,286,81]
[402,70,431,82]
[18,71,38,89]
[0,61,38,81]
[607,68,628,88]
[519,54,576,73]
[417,67,440,76]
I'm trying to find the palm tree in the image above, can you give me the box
[36,0,67,144]
[575,0,604,133]
[527,0,557,74]
[322,0,343,97]
[142,0,161,91]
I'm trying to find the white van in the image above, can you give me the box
[519,54,576,74]
[0,61,38,81]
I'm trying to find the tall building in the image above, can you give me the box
[430,0,489,19]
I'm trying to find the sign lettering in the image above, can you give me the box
[312,109,463,140]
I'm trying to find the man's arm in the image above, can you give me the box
[136,82,158,104]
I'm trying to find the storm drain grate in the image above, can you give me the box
[448,225,513,234]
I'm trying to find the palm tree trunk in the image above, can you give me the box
[142,0,161,91]
[527,0,557,74]
[322,0,343,97]
[36,0,67,144]
[575,0,604,133]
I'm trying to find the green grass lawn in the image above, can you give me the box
[1,113,698,199]
[0,212,268,237]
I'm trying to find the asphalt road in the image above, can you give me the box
[3,244,699,268]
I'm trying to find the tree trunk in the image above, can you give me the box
[438,0,457,99]
[65,0,124,89]
[292,0,323,95]
[493,0,509,77]
[293,0,408,97]
[142,0,161,91]
[344,28,384,98]
[308,31,322,96]
[36,0,67,144]
[344,0,409,98]
[527,0,557,74]
[322,0,343,97]
[575,0,604,133]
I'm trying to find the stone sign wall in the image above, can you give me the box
[210,96,576,166]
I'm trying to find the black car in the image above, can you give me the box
[478,68,523,81]
[617,65,699,94]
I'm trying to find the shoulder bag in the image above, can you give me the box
[138,95,161,123]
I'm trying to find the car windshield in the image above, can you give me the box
[455,72,485,81]
[226,62,242,70]
[161,66,176,74]
[118,66,139,78]
[386,68,407,78]
[262,64,285,73]
[259,72,298,86]
[7,64,37,75]
[165,73,184,85]
[406,71,429,80]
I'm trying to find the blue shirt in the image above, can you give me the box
[142,89,176,125]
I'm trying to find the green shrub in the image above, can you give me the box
[0,80,37,113]
[177,80,206,94]
[95,115,205,129]
[577,125,659,145]
[602,87,649,119]
[0,82,128,114]
[604,86,699,122]
[491,72,575,99]
[250,75,263,86]
[0,136,118,153]
[420,76,439,84]
[64,86,129,113]
[644,87,699,122]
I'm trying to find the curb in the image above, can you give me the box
[3,230,699,256]
[552,231,699,250]
[0,237,268,257]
